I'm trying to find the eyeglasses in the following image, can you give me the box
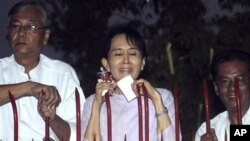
[8,24,47,33]
[216,76,250,88]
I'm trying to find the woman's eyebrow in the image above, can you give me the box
[110,46,139,51]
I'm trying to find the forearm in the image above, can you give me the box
[85,101,102,141]
[153,96,171,133]
[0,81,33,105]
[50,115,71,140]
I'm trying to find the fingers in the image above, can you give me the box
[132,79,162,103]
[95,81,115,103]
[38,99,56,121]
[133,79,151,93]
[41,86,61,108]
[31,82,61,108]
[200,128,218,141]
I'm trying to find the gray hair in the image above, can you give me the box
[8,1,51,27]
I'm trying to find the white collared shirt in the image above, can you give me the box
[0,54,85,141]
[195,106,250,141]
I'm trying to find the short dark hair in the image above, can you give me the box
[102,24,146,59]
[210,49,250,79]
[8,1,51,27]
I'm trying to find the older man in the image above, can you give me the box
[0,1,85,140]
[195,50,250,141]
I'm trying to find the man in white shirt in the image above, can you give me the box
[0,1,85,140]
[195,50,250,141]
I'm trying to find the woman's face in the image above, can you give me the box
[102,34,145,82]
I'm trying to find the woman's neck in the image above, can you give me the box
[114,87,123,95]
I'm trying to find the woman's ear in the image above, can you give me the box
[140,58,146,71]
[101,58,110,71]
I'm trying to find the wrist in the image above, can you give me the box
[49,116,56,123]
[155,107,168,118]
[48,115,59,125]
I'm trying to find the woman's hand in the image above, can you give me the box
[133,79,162,103]
[133,79,171,133]
[95,79,116,105]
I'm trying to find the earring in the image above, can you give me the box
[141,66,144,71]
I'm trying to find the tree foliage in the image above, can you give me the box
[41,0,250,140]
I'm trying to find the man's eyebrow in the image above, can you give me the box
[9,19,20,23]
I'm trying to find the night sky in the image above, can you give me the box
[0,0,237,58]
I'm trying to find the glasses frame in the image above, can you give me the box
[7,24,47,33]
[215,75,250,90]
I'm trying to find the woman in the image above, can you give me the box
[81,25,180,141]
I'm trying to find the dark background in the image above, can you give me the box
[1,0,250,141]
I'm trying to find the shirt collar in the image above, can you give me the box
[12,54,43,80]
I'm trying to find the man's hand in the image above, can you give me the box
[30,81,61,108]
[200,129,218,141]
[37,91,57,122]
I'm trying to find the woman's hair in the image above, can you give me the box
[102,24,146,59]
[8,1,51,27]
[210,49,250,79]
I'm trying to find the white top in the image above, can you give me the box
[195,107,250,141]
[0,54,85,141]
[82,88,181,141]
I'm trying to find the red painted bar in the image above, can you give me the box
[161,132,163,141]
[41,90,50,141]
[105,92,112,141]
[192,131,195,141]
[8,91,18,141]
[173,84,180,141]
[136,85,143,141]
[203,80,211,132]
[45,117,50,141]
[233,78,242,124]
[142,83,149,141]
[99,69,112,141]
[225,130,227,141]
[75,88,81,141]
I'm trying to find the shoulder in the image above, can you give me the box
[156,88,172,95]
[83,94,96,108]
[196,111,228,134]
[210,111,228,126]
[40,54,76,73]
[156,88,174,100]
[86,94,95,101]
[0,55,14,68]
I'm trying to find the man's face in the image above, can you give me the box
[8,6,50,58]
[214,60,250,113]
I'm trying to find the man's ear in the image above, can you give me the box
[101,58,110,71]
[140,58,146,71]
[43,29,51,45]
[213,82,220,96]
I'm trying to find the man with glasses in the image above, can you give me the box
[0,1,85,140]
[195,50,250,141]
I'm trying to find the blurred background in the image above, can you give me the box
[1,0,250,140]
